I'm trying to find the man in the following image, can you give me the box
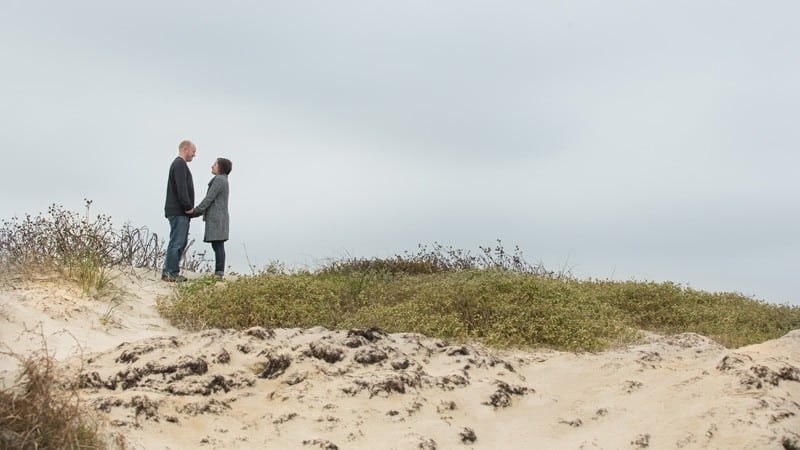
[162,140,196,282]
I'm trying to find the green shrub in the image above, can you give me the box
[591,280,800,348]
[158,249,799,352]
[318,240,557,276]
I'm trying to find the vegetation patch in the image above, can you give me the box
[158,242,800,352]
[0,348,108,449]
[0,201,210,295]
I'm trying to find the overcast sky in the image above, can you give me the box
[1,1,798,305]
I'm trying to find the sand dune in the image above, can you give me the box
[1,269,798,449]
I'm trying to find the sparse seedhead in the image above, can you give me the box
[318,240,557,277]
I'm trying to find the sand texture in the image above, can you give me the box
[1,269,798,449]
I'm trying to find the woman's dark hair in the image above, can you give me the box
[217,158,232,175]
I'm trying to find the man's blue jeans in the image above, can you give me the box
[163,215,190,276]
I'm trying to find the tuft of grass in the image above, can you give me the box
[0,348,108,449]
[65,251,112,298]
[158,245,800,352]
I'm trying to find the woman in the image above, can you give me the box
[192,157,232,279]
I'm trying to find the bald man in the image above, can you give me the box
[162,140,196,282]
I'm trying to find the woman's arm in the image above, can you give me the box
[193,176,225,215]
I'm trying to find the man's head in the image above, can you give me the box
[178,140,196,162]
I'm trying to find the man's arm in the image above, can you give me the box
[174,160,194,211]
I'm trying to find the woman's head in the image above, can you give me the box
[214,158,233,175]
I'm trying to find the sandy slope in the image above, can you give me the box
[1,269,798,449]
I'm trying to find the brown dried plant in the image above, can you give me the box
[0,335,109,449]
[0,200,211,289]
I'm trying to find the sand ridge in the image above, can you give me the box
[1,269,798,449]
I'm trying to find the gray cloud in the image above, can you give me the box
[1,1,798,305]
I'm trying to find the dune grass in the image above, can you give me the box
[0,201,210,296]
[158,244,800,352]
[0,347,108,449]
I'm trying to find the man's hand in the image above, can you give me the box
[185,209,194,215]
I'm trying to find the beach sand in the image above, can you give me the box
[1,269,798,449]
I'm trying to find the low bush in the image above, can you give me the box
[158,246,800,352]
[319,240,557,276]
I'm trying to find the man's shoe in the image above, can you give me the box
[162,274,188,282]
[211,274,224,280]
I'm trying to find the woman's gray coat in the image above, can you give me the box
[193,174,229,242]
